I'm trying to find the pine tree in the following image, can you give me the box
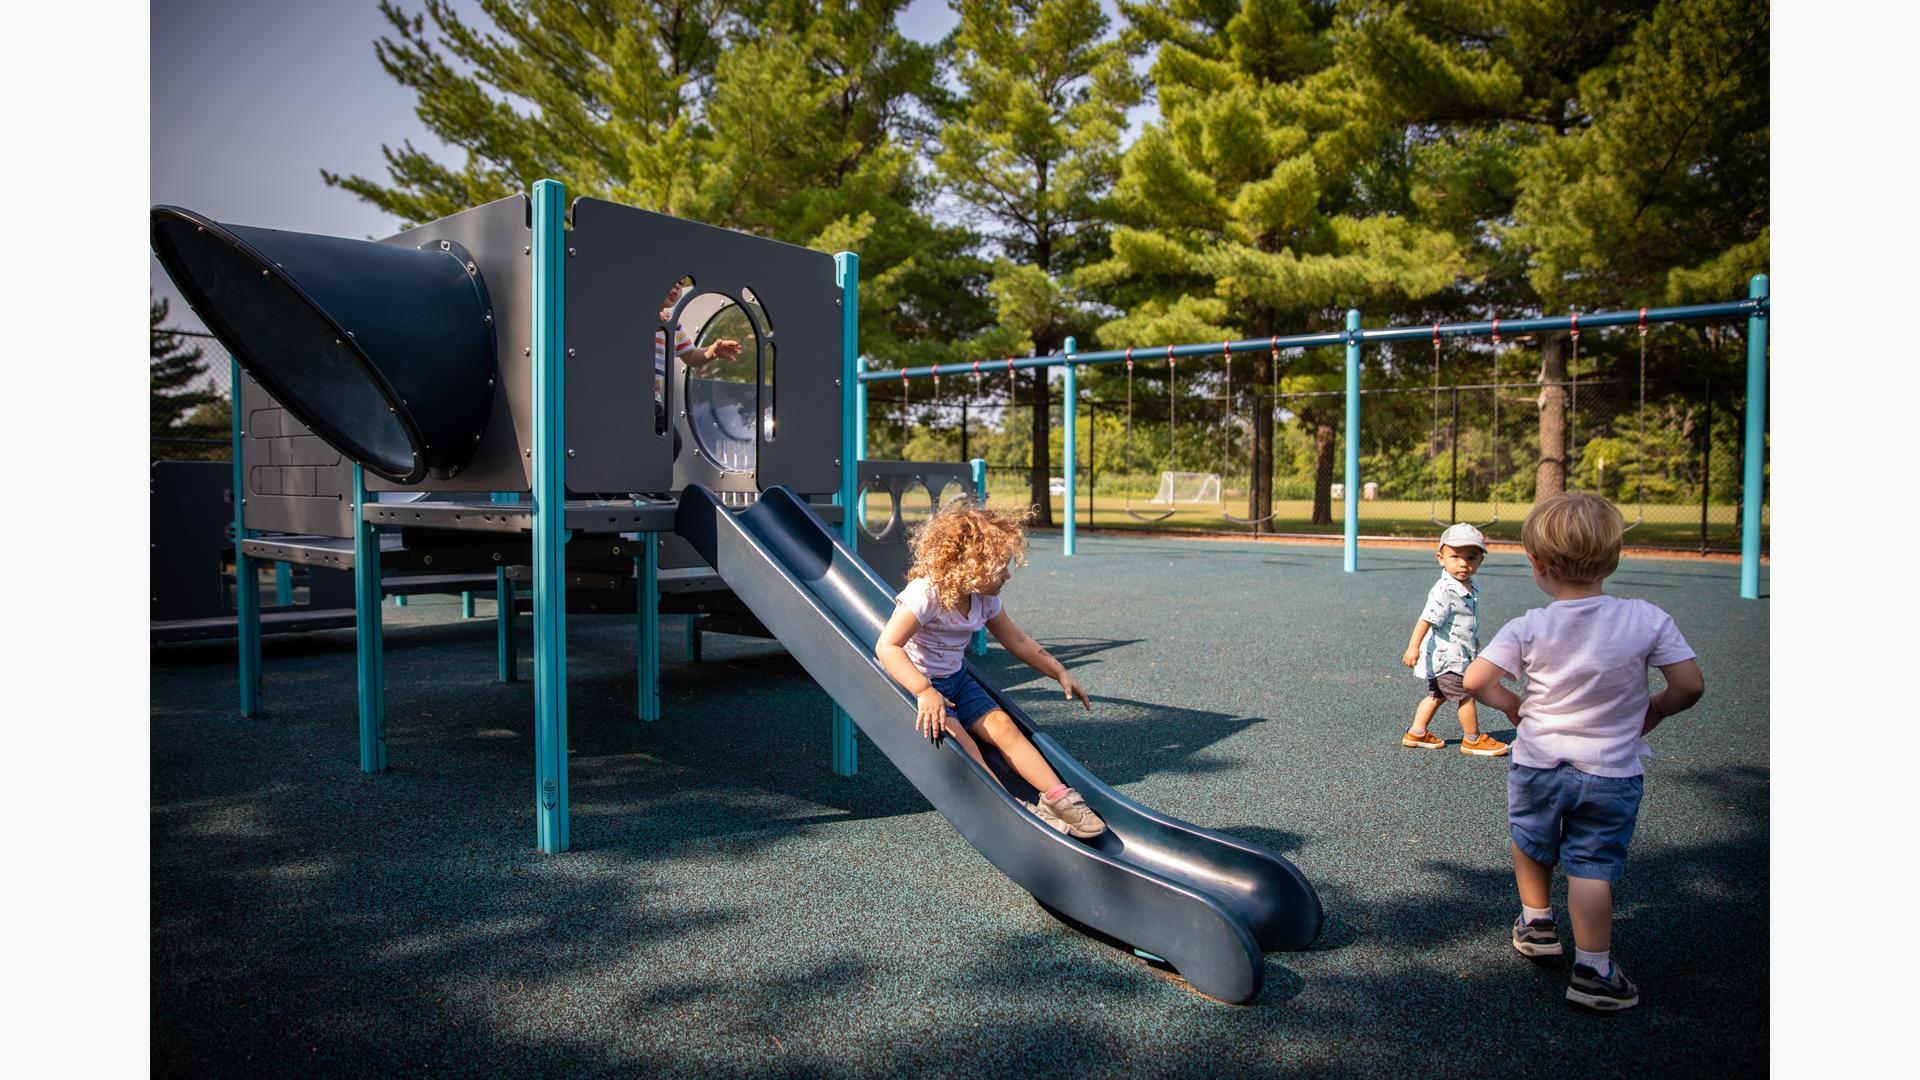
[934,0,1142,525]
[326,1,969,362]
[151,297,220,456]
[1091,0,1468,527]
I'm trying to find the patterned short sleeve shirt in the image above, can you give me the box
[1416,572,1480,678]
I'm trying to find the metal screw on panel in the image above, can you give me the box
[492,552,501,562]
[523,245,531,255]
[466,262,477,274]
[440,240,451,251]
[524,449,531,457]
[261,270,270,278]
[523,347,531,356]
[423,555,434,565]
[484,313,494,325]
[567,449,576,458]
[567,348,576,357]
[834,458,841,466]
[568,247,576,257]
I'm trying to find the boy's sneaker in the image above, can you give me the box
[1039,788,1107,838]
[1567,962,1640,1011]
[1511,916,1563,957]
[1461,732,1510,756]
[1402,728,1444,750]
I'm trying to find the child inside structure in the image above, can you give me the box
[1464,492,1706,1012]
[1402,522,1509,756]
[874,499,1107,839]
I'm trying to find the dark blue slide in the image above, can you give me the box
[675,485,1322,1003]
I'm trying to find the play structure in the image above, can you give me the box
[856,293,1769,595]
[151,181,1321,1003]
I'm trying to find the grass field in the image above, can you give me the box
[866,489,1769,550]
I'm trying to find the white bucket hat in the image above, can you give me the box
[1438,523,1488,551]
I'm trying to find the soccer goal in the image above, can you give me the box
[1148,470,1222,507]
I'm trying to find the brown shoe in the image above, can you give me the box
[1403,728,1444,750]
[1461,732,1510,756]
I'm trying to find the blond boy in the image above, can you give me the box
[1463,493,1705,1011]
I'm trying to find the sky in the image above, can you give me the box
[148,0,971,333]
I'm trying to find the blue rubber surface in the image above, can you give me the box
[151,529,1768,1075]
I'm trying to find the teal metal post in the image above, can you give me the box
[1343,309,1361,573]
[970,457,989,657]
[531,178,570,852]
[275,562,292,606]
[352,463,387,772]
[832,251,860,777]
[462,591,475,618]
[636,538,660,721]
[231,356,262,716]
[493,491,518,682]
[1063,337,1077,556]
[856,355,868,464]
[1741,274,1768,599]
[394,594,407,607]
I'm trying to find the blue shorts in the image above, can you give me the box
[928,668,1002,730]
[1507,762,1644,882]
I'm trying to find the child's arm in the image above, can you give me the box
[1402,620,1432,668]
[1642,659,1704,736]
[875,605,955,740]
[1463,657,1523,721]
[985,611,1091,711]
[678,337,742,369]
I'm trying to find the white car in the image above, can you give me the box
[1048,476,1066,497]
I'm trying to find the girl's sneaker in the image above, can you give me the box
[1402,729,1444,749]
[1038,788,1107,838]
[1567,962,1640,1011]
[1511,916,1563,957]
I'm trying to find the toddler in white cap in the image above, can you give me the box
[1400,522,1509,755]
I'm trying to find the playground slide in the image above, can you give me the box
[674,485,1322,1003]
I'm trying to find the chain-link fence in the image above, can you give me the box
[151,327,235,462]
[862,367,1767,553]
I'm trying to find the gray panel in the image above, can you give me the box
[566,198,842,496]
[240,371,354,537]
[853,460,978,589]
[367,195,535,495]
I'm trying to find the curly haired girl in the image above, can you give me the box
[873,499,1106,839]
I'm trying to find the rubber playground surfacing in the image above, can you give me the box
[151,532,1769,1076]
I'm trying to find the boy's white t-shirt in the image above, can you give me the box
[1479,594,1695,778]
[895,577,1001,678]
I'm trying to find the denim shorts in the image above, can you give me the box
[1507,762,1644,881]
[928,668,1001,730]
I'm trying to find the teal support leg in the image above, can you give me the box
[492,491,518,683]
[274,561,293,607]
[531,178,570,852]
[462,591,475,619]
[636,539,660,722]
[686,614,702,662]
[231,356,262,716]
[1063,338,1077,557]
[832,251,861,777]
[393,594,407,607]
[1343,309,1361,573]
[970,456,989,657]
[352,464,387,772]
[1741,274,1768,599]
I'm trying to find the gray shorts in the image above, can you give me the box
[1426,672,1470,704]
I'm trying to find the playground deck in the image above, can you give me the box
[151,533,1769,1076]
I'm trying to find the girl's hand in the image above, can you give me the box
[915,688,954,741]
[1059,673,1091,712]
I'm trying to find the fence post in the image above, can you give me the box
[1064,337,1077,556]
[231,356,262,717]
[1700,377,1712,554]
[1740,275,1768,599]
[1450,387,1460,524]
[1344,309,1361,572]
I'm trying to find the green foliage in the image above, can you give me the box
[151,296,219,439]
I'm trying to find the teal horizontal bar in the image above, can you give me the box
[857,297,1764,382]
